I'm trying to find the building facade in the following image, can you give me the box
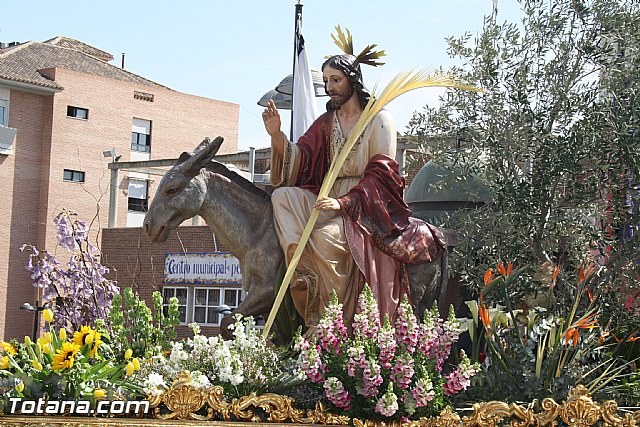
[0,37,239,340]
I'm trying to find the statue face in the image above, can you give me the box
[323,65,354,109]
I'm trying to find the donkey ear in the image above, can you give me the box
[177,136,224,173]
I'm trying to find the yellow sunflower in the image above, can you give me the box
[52,341,81,370]
[89,333,103,358]
[72,325,97,347]
[1,341,17,356]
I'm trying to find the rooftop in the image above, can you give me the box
[0,36,169,91]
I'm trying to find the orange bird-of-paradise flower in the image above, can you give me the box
[496,260,514,277]
[564,313,599,347]
[613,335,640,343]
[612,329,640,343]
[578,263,596,284]
[478,302,492,333]
[586,287,594,303]
[483,268,495,286]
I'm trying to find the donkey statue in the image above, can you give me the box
[144,137,447,343]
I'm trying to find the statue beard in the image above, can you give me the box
[328,85,355,110]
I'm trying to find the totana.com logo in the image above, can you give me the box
[7,398,150,415]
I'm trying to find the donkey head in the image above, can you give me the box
[144,136,223,242]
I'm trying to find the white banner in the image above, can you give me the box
[164,252,242,285]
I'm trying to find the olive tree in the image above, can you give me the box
[408,0,640,328]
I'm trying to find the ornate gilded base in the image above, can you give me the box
[2,384,639,427]
[0,418,334,427]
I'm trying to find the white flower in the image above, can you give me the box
[143,372,167,396]
[192,334,208,349]
[229,373,244,386]
[190,371,211,389]
[188,322,201,335]
[169,342,189,365]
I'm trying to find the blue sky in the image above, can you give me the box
[1,1,523,151]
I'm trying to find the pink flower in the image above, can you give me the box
[362,358,384,398]
[317,294,348,354]
[434,308,462,372]
[417,306,441,357]
[390,352,414,389]
[444,351,479,396]
[411,377,436,407]
[374,383,398,417]
[395,299,418,353]
[346,345,366,377]
[296,338,325,383]
[377,317,396,369]
[324,377,352,410]
[353,285,380,338]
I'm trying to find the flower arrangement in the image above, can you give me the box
[138,315,303,398]
[21,210,119,331]
[294,285,479,421]
[459,260,640,404]
[0,314,141,410]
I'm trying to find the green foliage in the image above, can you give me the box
[408,0,640,333]
[109,288,179,359]
[407,0,640,403]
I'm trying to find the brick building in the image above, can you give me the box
[0,36,239,340]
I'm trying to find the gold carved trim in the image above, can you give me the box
[3,384,640,426]
[412,385,639,427]
[147,371,328,423]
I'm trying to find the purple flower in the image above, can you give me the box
[23,211,119,331]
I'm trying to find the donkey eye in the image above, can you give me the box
[166,188,178,195]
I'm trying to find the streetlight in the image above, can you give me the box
[103,148,121,227]
[19,301,49,342]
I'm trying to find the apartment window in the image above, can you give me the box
[67,106,88,120]
[0,99,7,126]
[193,287,243,326]
[63,169,85,183]
[128,179,148,212]
[162,287,188,323]
[131,118,151,153]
